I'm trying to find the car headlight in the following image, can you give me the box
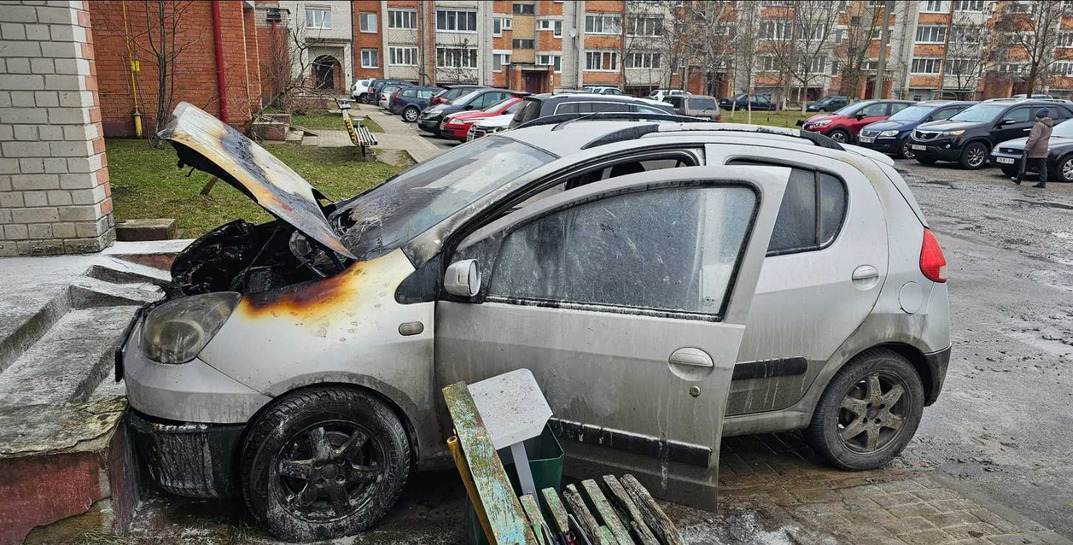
[947,130,965,136]
[880,130,899,137]
[142,292,240,364]
[812,119,832,126]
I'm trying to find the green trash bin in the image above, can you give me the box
[465,425,564,545]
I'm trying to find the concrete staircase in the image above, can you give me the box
[0,255,167,545]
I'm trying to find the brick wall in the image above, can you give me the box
[0,0,114,257]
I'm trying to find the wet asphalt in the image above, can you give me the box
[892,158,1073,538]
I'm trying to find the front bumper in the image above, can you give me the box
[857,136,902,154]
[417,116,442,132]
[128,410,243,498]
[923,346,951,406]
[442,124,469,140]
[908,138,963,161]
[801,123,832,135]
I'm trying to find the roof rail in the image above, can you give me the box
[579,122,846,151]
[515,111,706,130]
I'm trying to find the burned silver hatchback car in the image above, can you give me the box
[120,103,950,541]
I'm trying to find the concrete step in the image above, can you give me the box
[0,288,69,373]
[69,275,165,308]
[0,306,140,409]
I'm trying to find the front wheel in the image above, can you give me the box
[241,387,411,542]
[403,106,420,122]
[959,141,989,169]
[828,129,850,143]
[806,348,924,470]
[1057,156,1073,182]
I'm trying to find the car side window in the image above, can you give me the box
[554,102,580,114]
[889,103,911,115]
[1002,107,1031,123]
[932,107,960,121]
[483,186,757,318]
[859,103,887,116]
[727,160,847,255]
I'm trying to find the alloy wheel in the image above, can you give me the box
[274,421,384,523]
[901,140,915,159]
[404,108,419,122]
[829,131,848,143]
[837,373,909,453]
[1062,158,1073,181]
[966,144,986,168]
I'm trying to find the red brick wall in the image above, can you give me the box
[354,0,383,80]
[89,0,260,137]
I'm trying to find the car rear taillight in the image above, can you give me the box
[919,229,947,283]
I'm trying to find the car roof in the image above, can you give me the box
[917,100,975,107]
[530,93,658,103]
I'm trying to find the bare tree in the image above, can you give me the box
[837,2,881,99]
[768,1,840,112]
[989,1,1073,95]
[941,13,986,99]
[679,1,736,96]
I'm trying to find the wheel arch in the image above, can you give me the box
[870,342,935,405]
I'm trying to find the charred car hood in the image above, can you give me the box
[158,102,355,259]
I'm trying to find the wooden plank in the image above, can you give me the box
[620,475,684,545]
[602,475,659,545]
[443,382,538,545]
[519,494,549,545]
[448,435,494,543]
[582,479,634,545]
[541,487,571,536]
[563,484,604,545]
[597,526,619,545]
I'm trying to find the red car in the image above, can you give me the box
[439,97,524,140]
[800,99,915,143]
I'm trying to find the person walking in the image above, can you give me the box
[1013,109,1053,188]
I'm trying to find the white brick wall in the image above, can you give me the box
[0,0,113,256]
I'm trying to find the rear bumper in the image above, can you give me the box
[442,125,469,139]
[128,411,243,498]
[923,346,951,406]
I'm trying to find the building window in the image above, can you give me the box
[360,48,378,68]
[625,52,661,69]
[585,50,619,71]
[513,3,535,15]
[863,60,879,71]
[757,55,777,72]
[389,46,417,66]
[1054,61,1073,76]
[920,0,945,12]
[954,0,984,10]
[388,9,416,29]
[1059,32,1073,48]
[493,17,512,36]
[946,58,977,74]
[759,21,792,40]
[585,13,621,34]
[437,47,478,68]
[809,56,826,73]
[916,26,946,43]
[512,38,535,49]
[305,7,331,29]
[537,19,562,36]
[830,59,840,75]
[911,57,941,74]
[359,12,377,33]
[627,16,663,37]
[537,54,562,72]
[493,53,512,71]
[436,10,478,32]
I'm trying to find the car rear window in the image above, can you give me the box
[511,98,543,126]
[689,98,716,110]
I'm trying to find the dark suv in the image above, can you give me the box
[510,93,675,128]
[857,101,974,159]
[910,99,1073,169]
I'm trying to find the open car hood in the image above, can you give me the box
[158,102,355,259]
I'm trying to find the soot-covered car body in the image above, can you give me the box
[120,103,950,541]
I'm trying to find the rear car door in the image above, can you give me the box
[435,166,789,507]
[994,106,1033,143]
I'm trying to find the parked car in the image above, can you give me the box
[857,101,974,159]
[648,89,689,102]
[583,86,623,95]
[801,100,916,144]
[909,98,1073,169]
[439,96,525,140]
[467,112,515,140]
[365,79,415,104]
[128,101,950,541]
[990,118,1073,182]
[351,79,373,102]
[418,88,527,135]
[1012,94,1055,99]
[389,86,441,122]
[378,84,409,110]
[806,95,850,112]
[510,93,676,128]
[430,84,486,106]
[719,94,777,111]
[662,94,721,121]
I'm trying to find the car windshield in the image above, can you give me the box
[833,102,870,115]
[949,103,1006,122]
[331,137,556,259]
[451,90,483,105]
[888,105,934,121]
[1052,119,1073,138]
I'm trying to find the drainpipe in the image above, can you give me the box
[211,0,229,123]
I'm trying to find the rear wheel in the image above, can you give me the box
[403,106,420,122]
[241,387,411,541]
[806,348,924,470]
[1058,156,1073,182]
[828,129,850,143]
[959,141,989,169]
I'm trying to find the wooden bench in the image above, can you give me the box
[337,99,377,158]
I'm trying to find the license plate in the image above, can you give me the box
[911,144,927,151]
[996,157,1015,164]
[858,136,874,143]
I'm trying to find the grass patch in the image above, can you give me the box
[106,139,404,238]
[288,111,384,133]
[720,109,812,128]
[358,115,383,133]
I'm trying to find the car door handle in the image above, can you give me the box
[668,347,714,368]
[852,265,880,281]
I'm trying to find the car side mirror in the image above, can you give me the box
[444,259,481,298]
[855,114,865,120]
[464,104,474,110]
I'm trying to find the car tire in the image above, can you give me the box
[899,139,915,160]
[241,386,411,542]
[828,129,850,143]
[403,107,420,123]
[806,348,925,471]
[1057,156,1073,182]
[959,141,989,169]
